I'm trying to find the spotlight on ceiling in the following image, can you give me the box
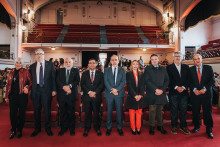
[51,47,56,50]
[142,48,146,51]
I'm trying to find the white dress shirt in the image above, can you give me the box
[36,61,45,84]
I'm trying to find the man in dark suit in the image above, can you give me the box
[56,57,80,136]
[167,51,190,135]
[190,54,215,139]
[29,48,57,137]
[144,54,169,135]
[81,58,104,137]
[104,54,126,136]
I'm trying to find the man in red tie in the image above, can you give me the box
[81,58,104,137]
[189,54,215,139]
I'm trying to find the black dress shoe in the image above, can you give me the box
[83,130,89,137]
[30,130,40,137]
[70,131,75,136]
[207,132,214,139]
[137,130,141,135]
[149,126,155,135]
[58,130,65,136]
[17,132,22,138]
[131,130,136,135]
[117,129,124,136]
[157,126,167,134]
[96,130,102,136]
[46,129,53,136]
[106,129,111,136]
[192,127,200,133]
[9,131,16,139]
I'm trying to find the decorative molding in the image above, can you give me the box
[182,57,220,65]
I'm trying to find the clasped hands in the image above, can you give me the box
[89,91,96,98]
[176,87,185,93]
[63,85,72,94]
[110,88,118,95]
[134,95,142,101]
[194,89,206,95]
[155,89,163,95]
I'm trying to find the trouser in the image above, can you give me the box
[170,95,188,128]
[191,95,213,133]
[129,109,142,130]
[106,96,123,130]
[33,86,52,131]
[59,95,76,132]
[9,93,28,132]
[84,97,101,131]
[149,105,164,127]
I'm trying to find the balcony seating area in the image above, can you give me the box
[141,26,169,44]
[27,24,64,43]
[199,39,220,58]
[105,25,143,44]
[63,24,100,44]
[26,24,169,44]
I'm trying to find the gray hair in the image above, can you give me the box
[35,48,44,54]
[14,57,24,65]
[193,54,202,59]
[65,57,73,63]
[173,51,182,57]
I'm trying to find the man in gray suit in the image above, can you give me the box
[104,54,126,136]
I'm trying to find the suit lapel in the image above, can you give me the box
[44,61,49,83]
[200,65,206,85]
[131,71,136,87]
[32,62,37,82]
[68,68,74,84]
[173,63,181,79]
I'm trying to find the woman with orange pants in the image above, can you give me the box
[125,60,146,135]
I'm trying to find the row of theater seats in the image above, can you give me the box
[27,24,168,44]
[63,25,100,44]
[105,25,142,44]
[199,39,220,58]
[141,26,169,45]
[27,24,64,43]
[25,91,194,127]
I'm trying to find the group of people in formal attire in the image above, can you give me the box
[5,49,215,140]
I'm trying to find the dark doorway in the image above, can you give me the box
[82,51,117,68]
[57,8,63,24]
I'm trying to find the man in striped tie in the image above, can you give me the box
[189,54,215,139]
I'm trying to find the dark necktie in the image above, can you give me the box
[91,71,94,83]
[39,63,44,87]
[113,68,116,85]
[197,68,201,84]
[66,70,70,83]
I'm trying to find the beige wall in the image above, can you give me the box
[40,1,157,26]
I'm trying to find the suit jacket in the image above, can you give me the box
[104,66,126,98]
[29,61,56,99]
[125,71,146,110]
[166,63,190,96]
[189,65,215,99]
[144,65,169,105]
[81,70,104,101]
[56,67,80,102]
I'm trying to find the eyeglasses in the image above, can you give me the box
[174,56,181,58]
[35,53,44,55]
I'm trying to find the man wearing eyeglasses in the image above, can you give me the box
[167,51,190,135]
[81,58,104,137]
[29,48,57,137]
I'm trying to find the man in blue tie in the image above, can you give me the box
[104,55,126,136]
[29,48,57,137]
